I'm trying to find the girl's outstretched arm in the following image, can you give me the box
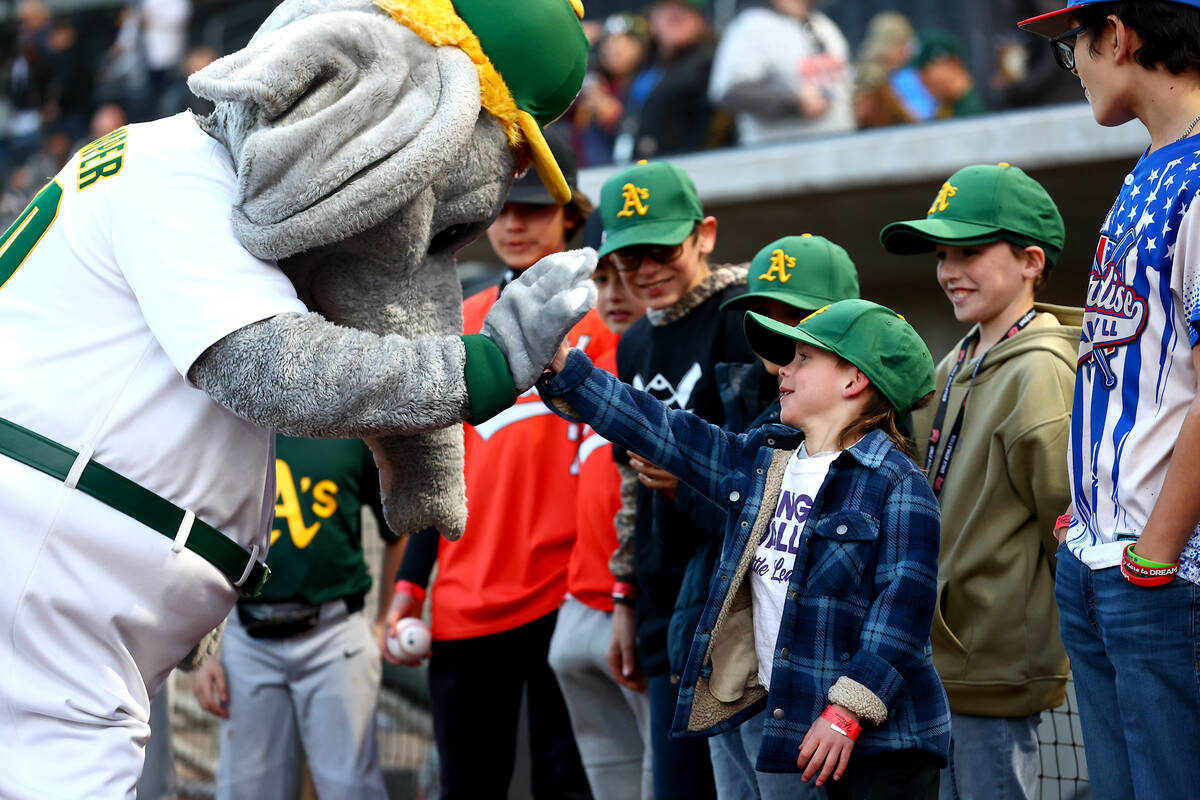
[538,347,753,504]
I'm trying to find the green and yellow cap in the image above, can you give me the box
[744,299,935,413]
[597,160,704,257]
[723,234,860,312]
[376,0,588,205]
[879,163,1065,267]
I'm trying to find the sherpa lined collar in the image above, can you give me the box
[647,263,748,327]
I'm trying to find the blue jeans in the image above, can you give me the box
[938,712,1040,800]
[648,673,716,800]
[1055,545,1200,800]
[708,710,824,800]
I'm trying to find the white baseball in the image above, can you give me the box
[387,617,432,660]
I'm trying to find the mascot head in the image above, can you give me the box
[187,0,590,540]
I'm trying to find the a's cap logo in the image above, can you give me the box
[760,249,795,283]
[927,181,958,216]
[800,304,831,324]
[617,183,650,217]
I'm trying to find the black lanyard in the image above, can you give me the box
[924,308,1038,496]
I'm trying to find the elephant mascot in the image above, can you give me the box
[0,0,595,796]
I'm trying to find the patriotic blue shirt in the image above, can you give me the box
[1067,137,1200,583]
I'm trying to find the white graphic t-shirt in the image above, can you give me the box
[1067,136,1200,583]
[752,444,839,687]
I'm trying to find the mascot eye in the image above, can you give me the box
[428,222,474,254]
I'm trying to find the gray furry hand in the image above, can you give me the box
[482,248,598,392]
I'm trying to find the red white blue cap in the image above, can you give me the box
[1019,0,1200,37]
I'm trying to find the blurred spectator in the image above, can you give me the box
[573,15,648,166]
[612,0,731,162]
[853,61,914,130]
[708,0,853,146]
[157,45,219,118]
[915,30,987,120]
[3,2,55,168]
[0,167,37,228]
[91,103,129,139]
[95,7,148,113]
[43,19,94,141]
[857,11,935,122]
[140,0,192,95]
[986,0,1083,109]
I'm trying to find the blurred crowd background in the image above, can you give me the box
[0,0,1082,229]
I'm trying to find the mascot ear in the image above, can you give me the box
[189,10,484,260]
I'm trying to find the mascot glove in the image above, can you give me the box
[482,248,598,393]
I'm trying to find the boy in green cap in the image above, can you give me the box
[880,163,1082,800]
[1018,3,1200,796]
[536,298,950,797]
[914,30,986,119]
[597,158,755,800]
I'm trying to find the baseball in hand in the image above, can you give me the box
[387,617,432,660]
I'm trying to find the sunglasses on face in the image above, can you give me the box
[610,239,689,272]
[1051,25,1086,71]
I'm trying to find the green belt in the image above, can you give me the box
[0,416,269,597]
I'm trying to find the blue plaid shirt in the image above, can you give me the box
[539,350,950,771]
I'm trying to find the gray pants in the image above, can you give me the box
[216,602,387,800]
[548,596,654,800]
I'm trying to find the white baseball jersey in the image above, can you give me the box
[0,112,307,551]
[1066,137,1200,584]
[0,112,307,799]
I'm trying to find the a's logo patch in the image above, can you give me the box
[760,249,795,283]
[927,181,958,216]
[617,183,650,217]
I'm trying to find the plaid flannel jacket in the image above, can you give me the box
[539,350,950,771]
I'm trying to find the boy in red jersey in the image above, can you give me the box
[385,130,611,798]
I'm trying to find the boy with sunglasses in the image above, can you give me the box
[597,160,757,800]
[1020,2,1200,796]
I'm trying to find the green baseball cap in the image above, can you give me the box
[451,0,588,205]
[744,299,935,413]
[879,163,1065,267]
[598,161,704,258]
[913,29,964,68]
[723,234,860,312]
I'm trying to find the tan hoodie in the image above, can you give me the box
[912,302,1082,717]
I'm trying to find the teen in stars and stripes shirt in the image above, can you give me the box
[1067,136,1200,584]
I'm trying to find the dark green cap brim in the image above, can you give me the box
[880,217,1007,254]
[744,311,828,367]
[721,289,822,313]
[597,218,696,258]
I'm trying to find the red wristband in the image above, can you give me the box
[612,581,637,599]
[394,579,427,604]
[1054,513,1072,531]
[1120,544,1177,588]
[820,705,862,741]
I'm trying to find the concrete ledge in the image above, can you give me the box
[579,103,1149,204]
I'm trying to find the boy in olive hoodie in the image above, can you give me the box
[880,163,1081,800]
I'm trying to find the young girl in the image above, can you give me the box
[539,299,951,798]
